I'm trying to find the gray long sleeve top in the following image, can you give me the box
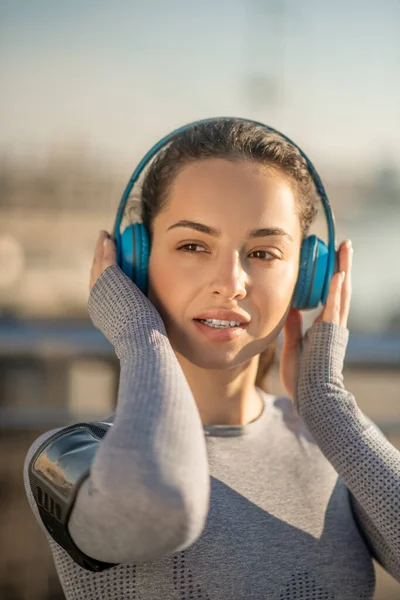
[24,264,400,599]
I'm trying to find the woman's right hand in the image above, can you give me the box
[89,230,116,292]
[88,229,167,351]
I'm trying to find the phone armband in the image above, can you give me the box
[28,421,117,572]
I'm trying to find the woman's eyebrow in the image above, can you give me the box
[166,220,293,242]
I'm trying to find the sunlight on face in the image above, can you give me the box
[147,159,302,369]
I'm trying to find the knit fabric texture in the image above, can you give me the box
[24,265,400,599]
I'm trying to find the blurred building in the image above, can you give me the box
[0,153,399,329]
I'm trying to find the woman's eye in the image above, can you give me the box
[249,250,279,261]
[177,245,279,259]
[178,243,207,253]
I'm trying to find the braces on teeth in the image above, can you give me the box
[199,319,242,328]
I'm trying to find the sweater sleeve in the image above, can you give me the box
[26,264,210,565]
[294,321,400,582]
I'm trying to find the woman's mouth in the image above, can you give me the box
[198,318,242,328]
[193,319,248,342]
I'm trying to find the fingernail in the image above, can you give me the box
[341,271,346,282]
[346,240,352,249]
[103,237,110,247]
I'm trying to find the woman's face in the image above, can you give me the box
[147,158,302,369]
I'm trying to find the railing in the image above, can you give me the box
[1,319,399,432]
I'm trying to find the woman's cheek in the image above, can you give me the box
[148,255,192,325]
[277,256,300,294]
[264,258,298,295]
[254,262,298,324]
[147,254,173,315]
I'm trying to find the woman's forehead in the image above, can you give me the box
[170,158,284,194]
[161,159,301,230]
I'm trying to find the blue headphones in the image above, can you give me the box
[112,117,336,310]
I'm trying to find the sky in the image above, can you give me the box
[0,0,399,175]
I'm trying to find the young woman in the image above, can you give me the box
[24,119,400,599]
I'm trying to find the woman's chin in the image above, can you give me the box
[181,354,241,371]
[167,322,267,370]
[171,338,249,370]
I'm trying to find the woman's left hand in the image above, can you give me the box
[280,239,353,401]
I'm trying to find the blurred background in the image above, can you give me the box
[0,0,399,598]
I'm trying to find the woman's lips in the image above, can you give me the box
[194,310,250,324]
[193,319,248,342]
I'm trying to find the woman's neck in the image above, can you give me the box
[174,352,264,426]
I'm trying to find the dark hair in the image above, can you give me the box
[138,118,318,391]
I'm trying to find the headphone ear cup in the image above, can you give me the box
[292,235,329,310]
[119,223,150,294]
[133,223,150,294]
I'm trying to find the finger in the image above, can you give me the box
[102,236,117,269]
[339,240,353,327]
[92,230,108,271]
[320,271,344,324]
[90,230,109,291]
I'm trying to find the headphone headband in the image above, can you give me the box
[112,117,336,303]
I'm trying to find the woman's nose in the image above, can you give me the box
[210,253,247,299]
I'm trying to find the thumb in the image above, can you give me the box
[282,307,303,353]
[103,236,117,269]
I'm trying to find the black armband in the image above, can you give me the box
[28,420,117,572]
